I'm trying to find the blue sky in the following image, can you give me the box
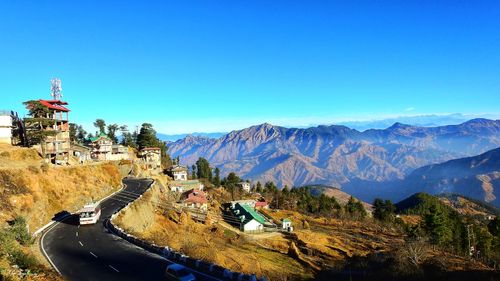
[1,1,499,134]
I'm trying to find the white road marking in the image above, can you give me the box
[79,241,83,247]
[90,251,98,258]
[76,232,78,237]
[78,225,80,229]
[40,219,64,275]
[108,265,120,272]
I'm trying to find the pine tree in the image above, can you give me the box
[373,198,395,222]
[93,119,106,134]
[424,204,451,246]
[212,167,221,187]
[196,157,212,180]
[22,100,57,156]
[255,181,263,193]
[191,165,197,179]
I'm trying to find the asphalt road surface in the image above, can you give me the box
[41,178,219,281]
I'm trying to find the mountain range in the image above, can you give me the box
[394,146,500,206]
[167,118,500,204]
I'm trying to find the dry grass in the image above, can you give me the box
[0,162,122,230]
[0,145,129,281]
[115,185,407,280]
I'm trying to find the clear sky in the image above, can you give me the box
[1,1,499,134]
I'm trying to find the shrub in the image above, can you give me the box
[41,163,49,173]
[8,249,40,273]
[9,217,32,246]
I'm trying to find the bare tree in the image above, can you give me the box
[400,239,430,267]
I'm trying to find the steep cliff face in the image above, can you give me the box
[167,119,500,188]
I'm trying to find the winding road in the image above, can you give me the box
[41,178,218,281]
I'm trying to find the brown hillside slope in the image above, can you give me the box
[114,185,403,280]
[0,145,130,281]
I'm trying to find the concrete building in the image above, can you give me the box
[168,165,188,181]
[110,144,130,161]
[71,143,91,164]
[25,100,71,163]
[282,218,293,232]
[0,111,12,144]
[179,189,209,212]
[229,200,256,208]
[169,180,204,193]
[89,133,113,160]
[255,200,269,210]
[237,182,251,193]
[139,147,161,170]
[231,203,266,232]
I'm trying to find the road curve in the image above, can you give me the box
[41,178,217,281]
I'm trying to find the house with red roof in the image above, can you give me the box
[255,200,269,210]
[25,99,71,164]
[180,189,209,212]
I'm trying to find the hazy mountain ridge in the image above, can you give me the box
[167,119,500,191]
[396,146,500,206]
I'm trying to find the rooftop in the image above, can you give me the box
[38,99,70,112]
[89,132,111,142]
[239,203,266,224]
[170,165,188,172]
[140,147,161,151]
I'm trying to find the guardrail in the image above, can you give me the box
[106,180,266,281]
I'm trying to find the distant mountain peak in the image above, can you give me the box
[387,122,412,130]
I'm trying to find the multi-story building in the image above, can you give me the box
[89,133,113,160]
[26,99,71,163]
[139,147,161,170]
[168,164,188,181]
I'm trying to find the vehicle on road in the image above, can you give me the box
[78,202,101,225]
[164,263,196,281]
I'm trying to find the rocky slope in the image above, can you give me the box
[167,119,500,191]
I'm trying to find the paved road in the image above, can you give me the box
[41,178,218,281]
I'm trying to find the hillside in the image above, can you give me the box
[167,119,500,192]
[114,183,404,280]
[0,144,130,280]
[303,185,373,211]
[394,147,500,206]
[438,193,500,218]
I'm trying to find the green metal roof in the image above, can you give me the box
[239,203,266,224]
[89,132,110,142]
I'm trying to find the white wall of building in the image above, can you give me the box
[242,219,263,232]
[0,115,12,144]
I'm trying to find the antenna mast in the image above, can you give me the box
[50,78,63,100]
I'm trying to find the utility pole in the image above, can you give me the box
[467,224,475,258]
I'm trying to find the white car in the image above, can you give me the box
[164,263,196,281]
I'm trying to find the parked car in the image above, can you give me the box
[164,263,196,281]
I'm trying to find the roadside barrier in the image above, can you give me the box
[106,180,265,281]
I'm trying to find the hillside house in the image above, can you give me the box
[111,144,130,160]
[169,180,204,193]
[71,143,91,164]
[89,133,113,160]
[231,203,266,232]
[0,111,12,144]
[26,99,71,164]
[255,199,269,209]
[179,189,209,212]
[230,200,256,208]
[168,165,188,181]
[282,218,293,232]
[139,147,161,170]
[237,182,251,193]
